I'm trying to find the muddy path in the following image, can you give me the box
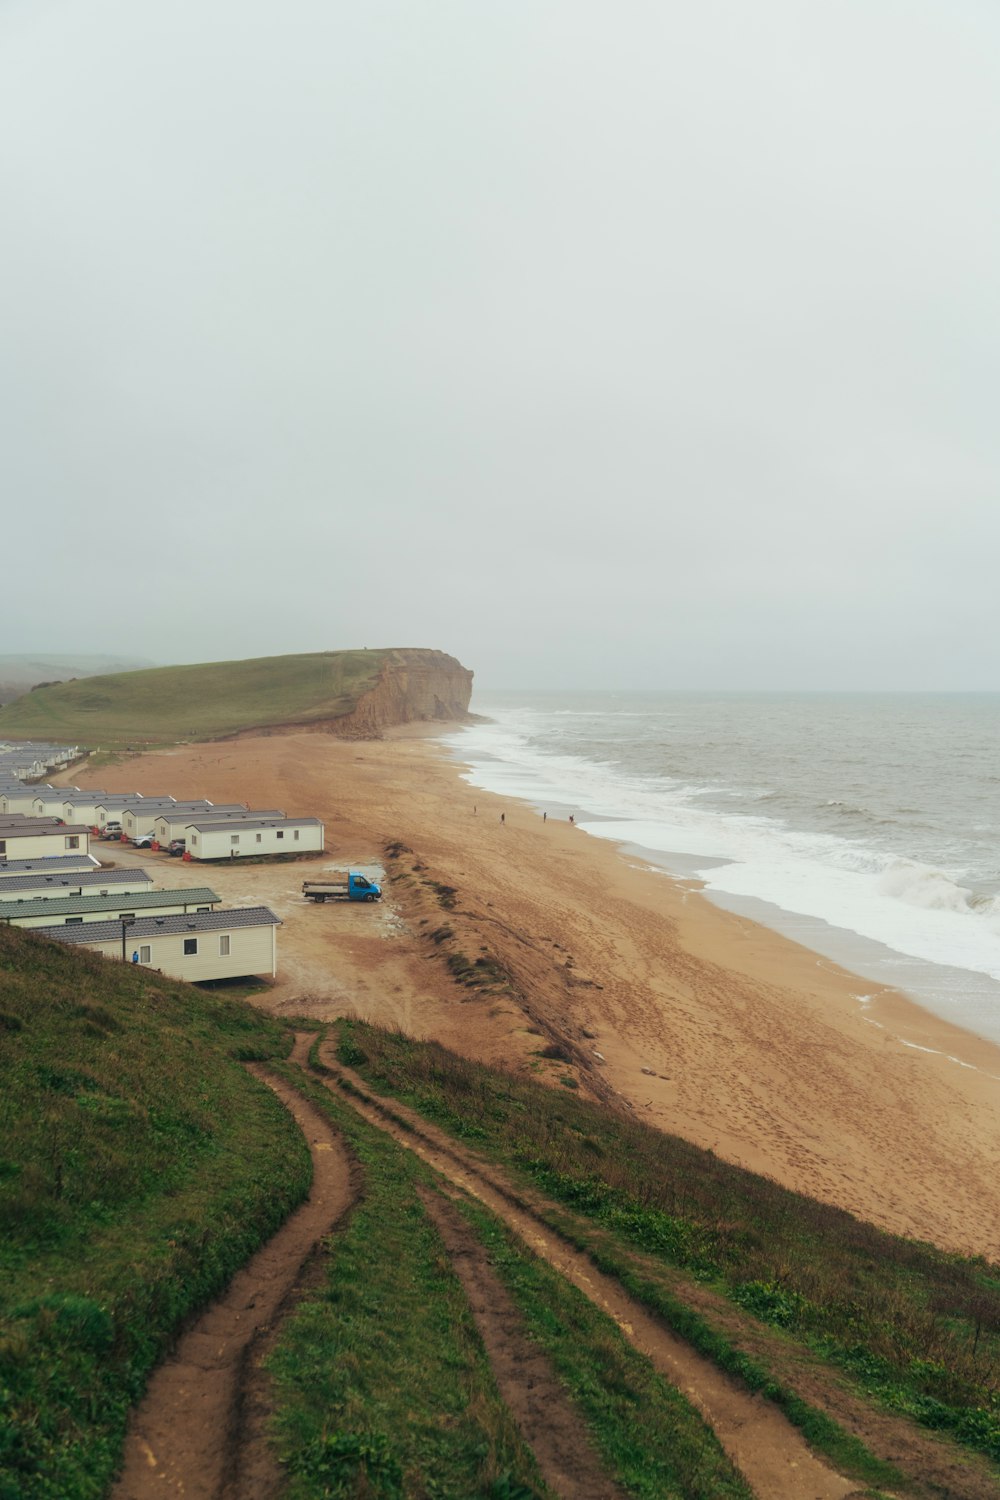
[111,1065,356,1500]
[312,1040,864,1500]
[314,1041,1000,1499]
[417,1184,628,1500]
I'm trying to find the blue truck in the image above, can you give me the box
[302,872,382,903]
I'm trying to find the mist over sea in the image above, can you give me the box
[444,691,1000,1046]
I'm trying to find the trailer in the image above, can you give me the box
[303,872,382,903]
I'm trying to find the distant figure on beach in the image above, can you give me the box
[500,812,505,825]
[569,814,574,824]
[473,805,477,815]
[543,811,547,822]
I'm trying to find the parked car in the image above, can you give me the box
[132,833,156,848]
[100,822,123,840]
[168,839,186,856]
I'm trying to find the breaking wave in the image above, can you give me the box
[443,692,1000,1032]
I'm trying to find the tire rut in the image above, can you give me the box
[418,1184,629,1500]
[314,1038,865,1500]
[112,1062,356,1500]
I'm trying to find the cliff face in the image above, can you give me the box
[330,649,473,738]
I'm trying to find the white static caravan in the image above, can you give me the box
[185,817,324,860]
[120,800,180,840]
[122,801,216,841]
[0,886,221,929]
[31,788,80,818]
[0,786,55,816]
[0,854,100,881]
[60,791,110,826]
[93,797,150,829]
[152,806,262,845]
[34,906,282,981]
[0,867,156,900]
[0,822,91,861]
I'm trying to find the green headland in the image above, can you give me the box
[0,647,471,750]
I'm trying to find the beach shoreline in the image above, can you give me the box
[64,728,1000,1260]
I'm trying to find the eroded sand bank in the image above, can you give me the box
[66,730,1000,1259]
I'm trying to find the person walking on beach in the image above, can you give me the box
[500,812,505,825]
[569,813,574,824]
[543,811,547,822]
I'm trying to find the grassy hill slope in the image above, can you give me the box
[335,1021,1000,1479]
[0,649,387,749]
[0,655,156,706]
[5,926,1000,1496]
[0,925,307,1498]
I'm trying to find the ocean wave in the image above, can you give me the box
[443,708,1000,1000]
[877,860,973,914]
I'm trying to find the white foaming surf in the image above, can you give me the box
[442,692,1000,1044]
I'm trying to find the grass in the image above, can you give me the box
[333,1020,1000,1474]
[581,1239,907,1492]
[454,1197,753,1499]
[5,918,996,1498]
[272,1058,755,1499]
[0,925,309,1500]
[265,1064,547,1499]
[0,649,390,749]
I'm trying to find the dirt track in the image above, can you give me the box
[110,1067,355,1500]
[319,1044,1000,1500]
[108,1036,1000,1499]
[113,1041,846,1500]
[417,1185,628,1500]
[313,1040,861,1500]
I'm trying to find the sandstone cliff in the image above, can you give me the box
[328,649,473,738]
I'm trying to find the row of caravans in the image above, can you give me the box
[0,787,325,859]
[0,825,282,979]
[0,824,282,981]
[0,740,323,979]
[0,741,81,783]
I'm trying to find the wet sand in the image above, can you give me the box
[67,729,1000,1260]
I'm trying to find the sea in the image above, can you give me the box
[442,691,1000,1048]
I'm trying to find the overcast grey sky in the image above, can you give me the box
[1,1,998,690]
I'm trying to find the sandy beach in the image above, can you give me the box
[66,729,1000,1261]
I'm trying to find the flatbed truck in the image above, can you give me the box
[303,873,382,903]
